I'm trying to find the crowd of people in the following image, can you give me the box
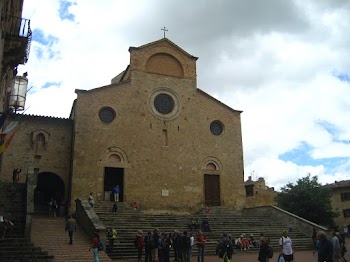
[133,228,200,262]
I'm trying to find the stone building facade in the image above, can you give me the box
[327,180,350,229]
[244,176,277,208]
[1,38,246,212]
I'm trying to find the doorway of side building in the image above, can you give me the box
[204,174,221,206]
[34,172,65,214]
[104,167,124,202]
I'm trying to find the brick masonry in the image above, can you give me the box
[1,38,247,213]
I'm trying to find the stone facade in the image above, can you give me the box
[1,38,246,212]
[0,115,73,202]
[327,180,350,229]
[244,176,277,208]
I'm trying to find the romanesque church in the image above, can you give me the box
[0,38,246,212]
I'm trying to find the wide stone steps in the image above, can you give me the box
[94,202,314,259]
[0,238,54,262]
[31,215,112,262]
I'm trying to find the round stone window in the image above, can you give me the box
[149,88,180,121]
[154,94,175,114]
[99,107,116,123]
[210,121,224,136]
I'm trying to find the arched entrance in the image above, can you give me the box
[34,172,65,212]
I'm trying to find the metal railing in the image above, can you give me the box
[5,15,32,64]
[5,15,31,38]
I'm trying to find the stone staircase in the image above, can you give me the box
[0,183,54,261]
[31,215,112,262]
[94,202,315,259]
[0,238,54,262]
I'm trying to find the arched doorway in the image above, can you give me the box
[34,172,65,213]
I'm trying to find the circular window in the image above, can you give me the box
[154,94,175,114]
[99,107,116,123]
[210,121,223,136]
[149,88,180,121]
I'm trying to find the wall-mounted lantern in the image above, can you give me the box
[9,75,28,112]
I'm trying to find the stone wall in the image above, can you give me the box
[0,115,73,201]
[244,205,328,237]
[75,199,106,241]
[70,39,245,211]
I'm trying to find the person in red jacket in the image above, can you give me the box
[135,230,145,262]
[89,232,100,262]
[196,230,206,262]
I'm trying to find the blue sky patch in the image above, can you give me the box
[279,141,348,171]
[59,0,75,21]
[32,29,58,46]
[34,47,43,59]
[42,82,61,89]
[334,72,350,82]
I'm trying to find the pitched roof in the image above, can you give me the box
[129,38,198,60]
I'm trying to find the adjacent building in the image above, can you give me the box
[327,180,350,229]
[244,176,277,208]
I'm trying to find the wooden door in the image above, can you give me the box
[204,174,220,206]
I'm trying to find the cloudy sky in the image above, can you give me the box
[19,0,350,190]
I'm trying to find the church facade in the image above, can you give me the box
[0,38,246,212]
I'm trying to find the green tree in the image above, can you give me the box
[276,174,337,226]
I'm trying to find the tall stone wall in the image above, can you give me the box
[0,115,73,201]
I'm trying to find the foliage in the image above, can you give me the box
[276,174,338,226]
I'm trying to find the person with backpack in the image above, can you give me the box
[89,232,100,262]
[279,230,294,262]
[258,236,273,262]
[216,233,233,261]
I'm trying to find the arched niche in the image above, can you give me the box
[146,53,184,78]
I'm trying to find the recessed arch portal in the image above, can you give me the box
[34,172,65,205]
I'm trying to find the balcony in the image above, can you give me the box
[3,15,32,68]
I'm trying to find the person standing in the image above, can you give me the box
[89,232,100,262]
[196,230,206,262]
[189,232,194,257]
[12,168,21,183]
[89,192,95,208]
[279,230,294,262]
[331,231,343,262]
[317,231,333,262]
[107,228,117,253]
[258,236,270,262]
[205,206,211,218]
[144,231,154,262]
[113,185,120,202]
[135,230,145,262]
[65,215,77,244]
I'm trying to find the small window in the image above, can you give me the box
[99,107,116,123]
[245,185,254,197]
[210,120,224,136]
[343,209,350,218]
[341,192,350,201]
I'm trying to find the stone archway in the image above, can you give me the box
[34,172,65,208]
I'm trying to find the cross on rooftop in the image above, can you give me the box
[161,27,168,38]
